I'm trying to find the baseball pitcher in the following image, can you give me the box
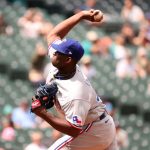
[31,9,118,150]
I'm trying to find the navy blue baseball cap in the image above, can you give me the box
[51,39,84,62]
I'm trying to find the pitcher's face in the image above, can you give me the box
[51,51,71,69]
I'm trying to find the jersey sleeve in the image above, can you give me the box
[64,99,91,129]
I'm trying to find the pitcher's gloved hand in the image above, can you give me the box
[31,82,58,112]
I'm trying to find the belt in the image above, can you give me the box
[84,112,107,132]
[99,111,107,120]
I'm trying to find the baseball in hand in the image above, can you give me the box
[93,10,103,22]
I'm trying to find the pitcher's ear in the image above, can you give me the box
[66,57,72,63]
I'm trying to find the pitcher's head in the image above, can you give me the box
[49,39,84,69]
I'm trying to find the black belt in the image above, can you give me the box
[99,112,107,120]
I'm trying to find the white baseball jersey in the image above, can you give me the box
[46,65,118,150]
[46,64,106,127]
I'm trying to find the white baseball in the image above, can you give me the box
[94,10,103,22]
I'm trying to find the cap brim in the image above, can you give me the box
[51,44,68,55]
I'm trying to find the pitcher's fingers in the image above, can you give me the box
[90,9,94,13]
